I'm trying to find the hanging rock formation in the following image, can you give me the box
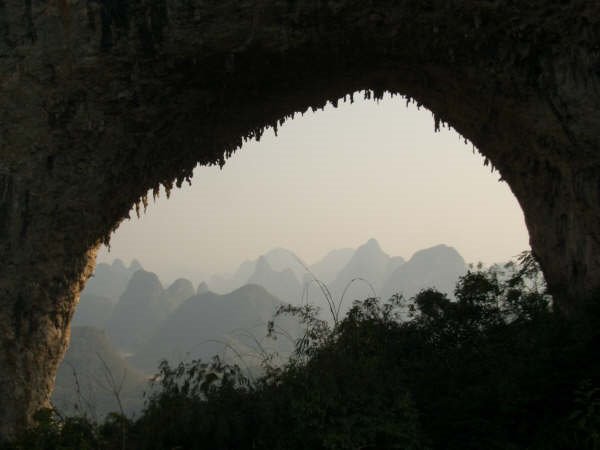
[0,0,599,437]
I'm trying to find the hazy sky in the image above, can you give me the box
[98,93,529,283]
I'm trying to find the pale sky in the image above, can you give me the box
[98,93,529,283]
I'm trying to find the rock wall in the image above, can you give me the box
[0,0,599,437]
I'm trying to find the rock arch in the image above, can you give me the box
[0,0,599,437]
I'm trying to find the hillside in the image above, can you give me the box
[164,278,195,311]
[53,327,147,418]
[83,259,143,300]
[131,284,300,372]
[208,248,306,294]
[308,248,355,284]
[327,239,403,313]
[247,256,302,304]
[106,271,194,353]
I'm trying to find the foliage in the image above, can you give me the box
[0,409,129,450]
[3,253,599,449]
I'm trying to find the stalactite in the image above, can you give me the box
[141,194,148,212]
[163,179,173,198]
[434,113,441,132]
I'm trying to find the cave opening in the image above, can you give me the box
[1,0,598,440]
[54,92,533,420]
[51,91,526,419]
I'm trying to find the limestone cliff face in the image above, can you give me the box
[0,0,599,436]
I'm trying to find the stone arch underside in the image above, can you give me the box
[1,0,599,437]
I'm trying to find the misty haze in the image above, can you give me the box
[55,96,531,422]
[96,96,528,282]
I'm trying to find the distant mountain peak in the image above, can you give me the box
[107,269,169,353]
[366,237,379,247]
[167,278,194,291]
[232,283,272,297]
[423,243,451,251]
[265,247,296,257]
[329,239,391,302]
[355,238,387,258]
[409,244,464,263]
[248,255,302,303]
[127,269,163,292]
[129,259,143,272]
[83,258,139,300]
[166,278,195,299]
[380,244,467,300]
[112,258,126,271]
[118,269,166,304]
[165,278,195,312]
[255,255,271,272]
[309,248,355,283]
[197,281,210,295]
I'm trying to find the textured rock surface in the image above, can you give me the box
[0,0,599,436]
